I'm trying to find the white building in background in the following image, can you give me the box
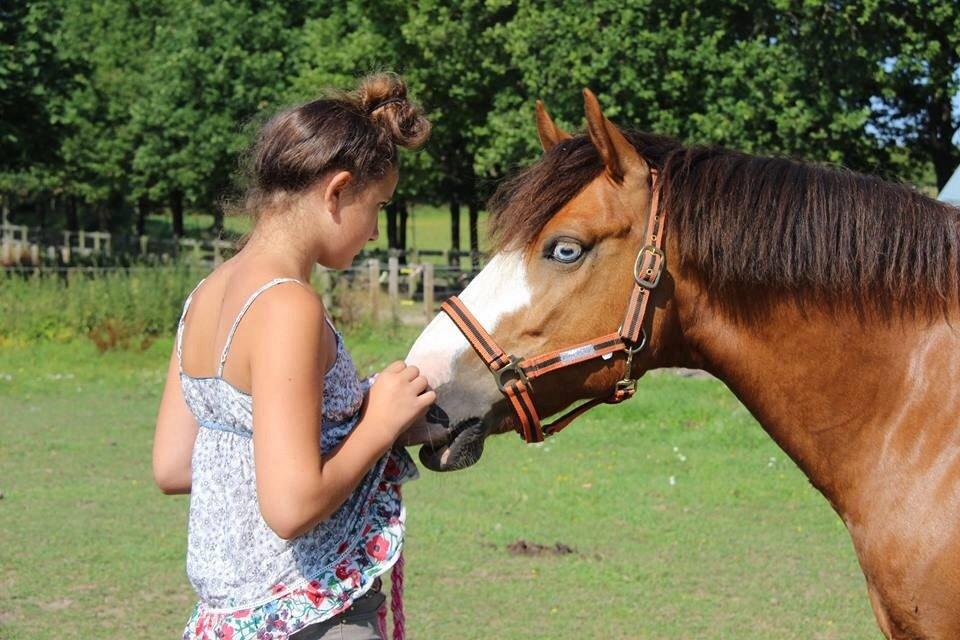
[938,165,960,206]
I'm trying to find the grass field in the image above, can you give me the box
[0,330,879,639]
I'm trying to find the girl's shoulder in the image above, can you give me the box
[202,261,324,324]
[179,261,330,383]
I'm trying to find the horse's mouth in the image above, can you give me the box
[418,417,486,472]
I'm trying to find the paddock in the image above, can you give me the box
[0,335,878,639]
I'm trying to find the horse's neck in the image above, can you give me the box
[675,291,960,519]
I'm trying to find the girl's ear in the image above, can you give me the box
[324,171,353,217]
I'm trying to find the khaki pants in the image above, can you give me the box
[287,589,386,640]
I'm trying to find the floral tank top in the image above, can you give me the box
[175,278,418,640]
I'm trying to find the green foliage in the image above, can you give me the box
[0,267,204,346]
[1,0,957,236]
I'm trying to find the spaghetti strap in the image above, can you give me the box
[217,277,310,376]
[323,314,339,335]
[176,278,208,372]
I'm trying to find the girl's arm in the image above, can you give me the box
[152,343,199,495]
[250,285,397,540]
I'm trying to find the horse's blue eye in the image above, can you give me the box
[551,241,583,263]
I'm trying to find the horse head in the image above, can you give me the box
[401,90,685,471]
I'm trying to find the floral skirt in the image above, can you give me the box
[183,453,416,640]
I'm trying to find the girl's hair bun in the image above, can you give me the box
[233,72,431,228]
[356,73,431,150]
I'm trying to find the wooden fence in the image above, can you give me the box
[3,222,484,322]
[0,223,485,270]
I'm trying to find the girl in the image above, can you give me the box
[152,73,434,640]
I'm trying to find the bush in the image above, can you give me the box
[0,266,206,348]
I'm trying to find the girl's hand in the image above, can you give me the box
[363,361,436,446]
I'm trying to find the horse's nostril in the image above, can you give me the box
[426,403,450,428]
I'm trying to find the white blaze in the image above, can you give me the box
[405,251,531,389]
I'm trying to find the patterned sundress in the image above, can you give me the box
[175,277,418,640]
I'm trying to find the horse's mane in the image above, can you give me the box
[488,131,960,312]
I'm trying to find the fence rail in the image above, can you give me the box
[1,223,487,269]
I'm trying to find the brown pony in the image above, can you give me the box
[400,90,960,639]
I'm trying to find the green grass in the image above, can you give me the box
[0,335,879,639]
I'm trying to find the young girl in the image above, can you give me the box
[152,73,434,640]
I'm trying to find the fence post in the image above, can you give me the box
[423,262,434,320]
[61,245,70,264]
[78,230,86,253]
[29,243,39,265]
[93,233,101,253]
[406,263,420,300]
[139,235,149,256]
[104,233,112,256]
[1,239,9,264]
[388,256,399,316]
[368,258,380,321]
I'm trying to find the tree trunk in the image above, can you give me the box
[97,204,109,232]
[66,196,79,232]
[468,201,480,270]
[38,198,48,231]
[449,196,460,265]
[398,201,409,264]
[170,190,184,238]
[136,195,149,236]
[212,203,224,235]
[385,202,399,249]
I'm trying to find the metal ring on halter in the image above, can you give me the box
[494,355,530,393]
[626,328,648,354]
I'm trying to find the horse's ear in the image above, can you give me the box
[535,100,571,153]
[582,88,648,183]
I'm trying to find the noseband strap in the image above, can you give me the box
[441,169,665,443]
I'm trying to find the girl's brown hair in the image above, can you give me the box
[239,73,430,221]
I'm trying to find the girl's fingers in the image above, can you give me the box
[384,361,406,373]
[409,376,430,394]
[401,365,421,381]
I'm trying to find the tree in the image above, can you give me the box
[481,1,895,180]
[867,1,960,189]
[0,1,77,227]
[131,0,294,237]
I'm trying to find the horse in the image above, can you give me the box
[399,89,960,638]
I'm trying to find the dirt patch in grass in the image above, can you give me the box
[506,540,576,556]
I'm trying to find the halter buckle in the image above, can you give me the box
[634,245,665,289]
[494,355,530,393]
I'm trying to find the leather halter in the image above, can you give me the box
[440,169,666,443]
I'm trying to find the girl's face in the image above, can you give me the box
[325,166,399,269]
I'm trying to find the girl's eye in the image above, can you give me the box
[550,240,583,263]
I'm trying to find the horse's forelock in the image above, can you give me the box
[488,130,680,252]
